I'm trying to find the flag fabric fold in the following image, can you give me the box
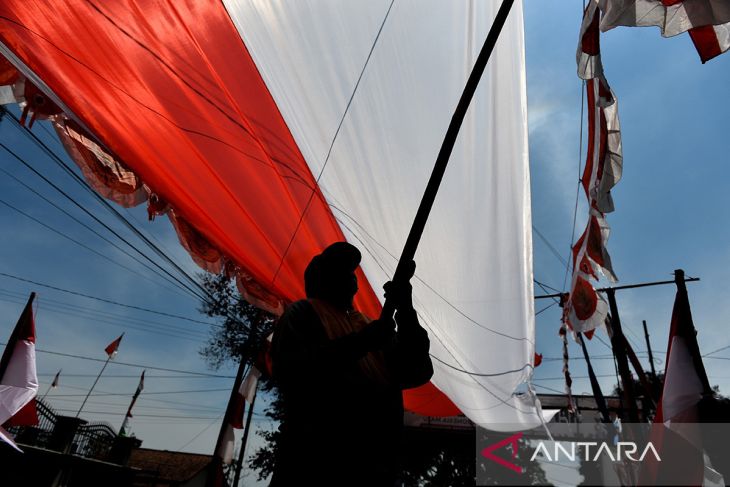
[0,293,39,450]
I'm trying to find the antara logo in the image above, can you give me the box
[481,432,525,474]
[530,441,661,463]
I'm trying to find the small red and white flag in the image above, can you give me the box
[104,333,124,359]
[120,369,145,436]
[126,369,145,419]
[50,369,61,388]
[0,293,39,451]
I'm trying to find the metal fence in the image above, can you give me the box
[8,398,119,462]
[73,421,117,460]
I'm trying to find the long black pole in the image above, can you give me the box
[577,333,610,423]
[605,289,639,422]
[380,0,515,321]
[642,320,657,378]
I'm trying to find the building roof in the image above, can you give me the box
[128,448,211,483]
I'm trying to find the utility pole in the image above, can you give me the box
[232,382,259,487]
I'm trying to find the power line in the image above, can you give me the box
[0,198,187,296]
[534,279,561,294]
[0,272,219,326]
[704,345,730,357]
[0,289,208,338]
[0,164,194,299]
[0,287,209,337]
[45,388,229,397]
[0,122,207,301]
[38,372,230,382]
[41,382,236,410]
[532,225,569,270]
[52,408,220,420]
[535,301,558,316]
[1,116,251,333]
[0,112,206,299]
[38,372,231,379]
[12,345,230,377]
[177,414,224,450]
[592,333,614,353]
[47,396,224,414]
[0,294,206,343]
[10,114,212,301]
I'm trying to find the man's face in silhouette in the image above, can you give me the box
[326,265,358,308]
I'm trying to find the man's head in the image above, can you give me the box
[304,242,361,309]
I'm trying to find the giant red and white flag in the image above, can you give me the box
[0,1,539,428]
[599,0,730,62]
[0,292,39,451]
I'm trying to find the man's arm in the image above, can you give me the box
[382,261,434,389]
[391,308,433,389]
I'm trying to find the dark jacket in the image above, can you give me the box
[270,299,433,486]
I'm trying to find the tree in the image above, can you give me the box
[198,272,280,481]
[198,273,274,370]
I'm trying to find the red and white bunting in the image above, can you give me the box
[599,0,730,62]
[566,0,622,335]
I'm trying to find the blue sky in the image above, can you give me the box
[1,1,729,482]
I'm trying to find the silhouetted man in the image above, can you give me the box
[270,242,433,486]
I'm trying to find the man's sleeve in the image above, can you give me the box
[271,301,373,386]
